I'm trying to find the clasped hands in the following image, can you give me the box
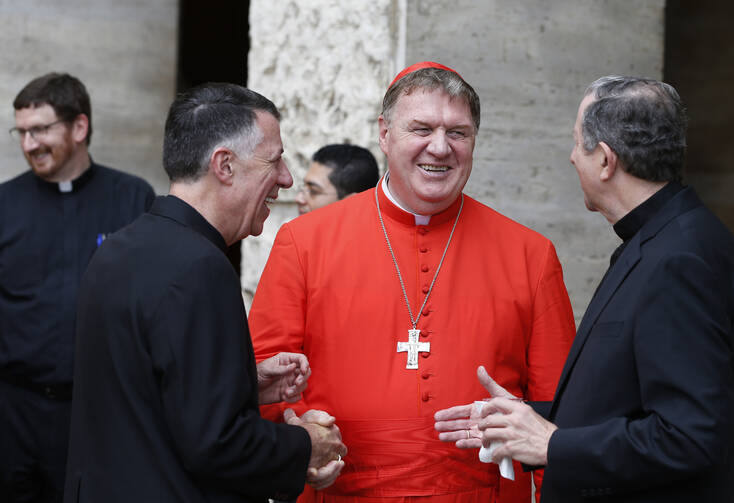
[285,408,347,490]
[433,365,557,466]
[256,352,346,489]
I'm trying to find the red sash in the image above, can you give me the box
[325,416,499,497]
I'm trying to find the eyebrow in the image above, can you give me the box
[304,180,323,189]
[409,119,473,130]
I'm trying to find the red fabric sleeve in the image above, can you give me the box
[527,241,576,402]
[527,241,576,503]
[249,223,310,422]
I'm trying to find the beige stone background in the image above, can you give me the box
[1,0,731,323]
[246,0,666,320]
[0,1,177,193]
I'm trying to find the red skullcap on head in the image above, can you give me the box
[387,61,463,89]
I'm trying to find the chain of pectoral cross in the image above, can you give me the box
[375,187,464,369]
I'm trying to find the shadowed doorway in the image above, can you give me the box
[665,0,734,231]
[177,0,250,274]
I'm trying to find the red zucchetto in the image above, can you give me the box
[387,61,463,89]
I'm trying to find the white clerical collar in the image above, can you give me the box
[58,181,73,193]
[381,173,431,226]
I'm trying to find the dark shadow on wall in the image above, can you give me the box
[665,0,734,232]
[177,0,250,275]
[178,0,249,89]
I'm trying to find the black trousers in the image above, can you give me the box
[0,379,71,503]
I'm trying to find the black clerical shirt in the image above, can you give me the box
[0,162,154,387]
[593,182,684,299]
[609,182,685,266]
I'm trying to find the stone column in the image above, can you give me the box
[245,0,398,305]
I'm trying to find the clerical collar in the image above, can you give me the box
[35,160,96,194]
[613,181,684,242]
[381,173,431,225]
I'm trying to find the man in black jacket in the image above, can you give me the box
[0,72,154,503]
[435,76,734,502]
[64,83,346,503]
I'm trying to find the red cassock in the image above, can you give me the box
[250,186,575,503]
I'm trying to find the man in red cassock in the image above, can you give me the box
[249,62,576,503]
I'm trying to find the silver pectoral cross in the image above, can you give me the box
[397,328,430,370]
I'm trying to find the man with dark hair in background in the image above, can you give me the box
[295,144,379,214]
[437,76,734,503]
[0,72,154,502]
[64,82,346,503]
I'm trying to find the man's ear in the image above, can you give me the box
[378,115,389,156]
[209,147,235,185]
[71,114,89,144]
[598,141,618,182]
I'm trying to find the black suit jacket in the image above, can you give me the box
[64,196,310,503]
[540,187,734,502]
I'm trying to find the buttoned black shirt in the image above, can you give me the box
[0,162,154,386]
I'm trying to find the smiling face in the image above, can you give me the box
[378,88,476,215]
[232,111,293,238]
[14,104,86,182]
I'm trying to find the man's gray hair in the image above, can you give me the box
[581,75,687,182]
[381,68,481,131]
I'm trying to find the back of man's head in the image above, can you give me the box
[312,144,379,199]
[163,83,280,183]
[381,66,481,132]
[13,72,93,145]
[581,76,687,183]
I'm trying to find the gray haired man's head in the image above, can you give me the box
[581,75,687,182]
[163,83,280,182]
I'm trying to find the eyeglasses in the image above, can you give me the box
[298,185,337,198]
[9,120,66,141]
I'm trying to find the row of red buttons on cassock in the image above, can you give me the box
[418,231,433,402]
[421,326,433,401]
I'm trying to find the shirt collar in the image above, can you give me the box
[613,181,684,242]
[382,173,432,225]
[377,173,462,227]
[34,159,96,194]
[149,195,228,254]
